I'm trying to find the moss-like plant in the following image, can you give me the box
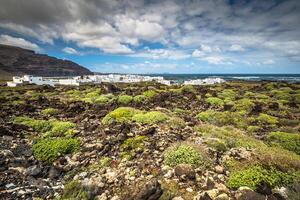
[218,89,237,100]
[46,120,75,137]
[32,138,80,163]
[143,90,157,98]
[14,116,52,132]
[266,132,300,155]
[14,116,75,137]
[59,180,88,200]
[102,107,140,125]
[256,113,278,126]
[227,165,300,190]
[118,95,133,105]
[164,144,209,167]
[121,135,147,150]
[133,95,146,103]
[205,97,224,107]
[41,108,59,116]
[234,98,255,112]
[132,111,168,124]
[180,85,196,94]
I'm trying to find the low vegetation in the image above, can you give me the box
[227,165,300,190]
[164,143,209,168]
[32,138,80,163]
[102,107,180,126]
[266,132,300,155]
[14,116,76,137]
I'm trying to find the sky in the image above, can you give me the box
[0,0,300,74]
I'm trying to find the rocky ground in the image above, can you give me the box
[0,81,299,200]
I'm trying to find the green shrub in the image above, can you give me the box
[25,90,43,100]
[85,91,100,99]
[218,89,237,100]
[180,85,196,94]
[60,180,88,200]
[118,95,133,104]
[132,111,168,124]
[266,132,300,155]
[234,98,255,112]
[270,88,292,101]
[41,108,59,116]
[256,145,300,171]
[133,95,146,103]
[256,113,278,126]
[143,90,157,98]
[32,138,80,163]
[164,144,208,167]
[247,125,260,133]
[168,117,186,129]
[46,120,75,137]
[121,136,147,150]
[65,89,82,100]
[93,95,110,104]
[14,116,52,132]
[14,116,75,137]
[205,97,224,107]
[227,165,300,190]
[102,107,140,125]
[196,110,249,128]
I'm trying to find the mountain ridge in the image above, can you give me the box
[0,44,92,79]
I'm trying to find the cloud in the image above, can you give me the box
[132,48,190,60]
[0,34,41,51]
[263,59,275,65]
[228,44,245,52]
[0,0,299,67]
[62,47,80,55]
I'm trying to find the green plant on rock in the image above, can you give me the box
[65,89,82,100]
[132,111,168,124]
[14,116,52,132]
[59,180,88,200]
[32,138,80,163]
[46,120,75,137]
[121,135,147,150]
[227,165,300,190]
[266,132,300,155]
[270,88,293,101]
[164,143,209,168]
[233,98,255,112]
[168,117,186,129]
[256,113,278,126]
[118,95,133,105]
[247,125,260,133]
[14,116,76,137]
[205,97,224,107]
[217,89,237,100]
[180,85,196,94]
[143,90,157,98]
[25,90,43,100]
[133,95,146,103]
[101,107,140,125]
[41,108,59,116]
[196,110,249,128]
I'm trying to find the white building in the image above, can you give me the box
[7,75,54,87]
[184,78,225,85]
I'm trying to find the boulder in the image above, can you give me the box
[174,164,196,180]
[134,178,163,200]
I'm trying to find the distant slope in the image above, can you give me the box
[0,44,92,79]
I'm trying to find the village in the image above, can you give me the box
[6,74,225,87]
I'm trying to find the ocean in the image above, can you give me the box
[147,74,300,83]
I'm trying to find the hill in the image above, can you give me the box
[0,44,92,79]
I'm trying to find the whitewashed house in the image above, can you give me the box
[7,75,54,87]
